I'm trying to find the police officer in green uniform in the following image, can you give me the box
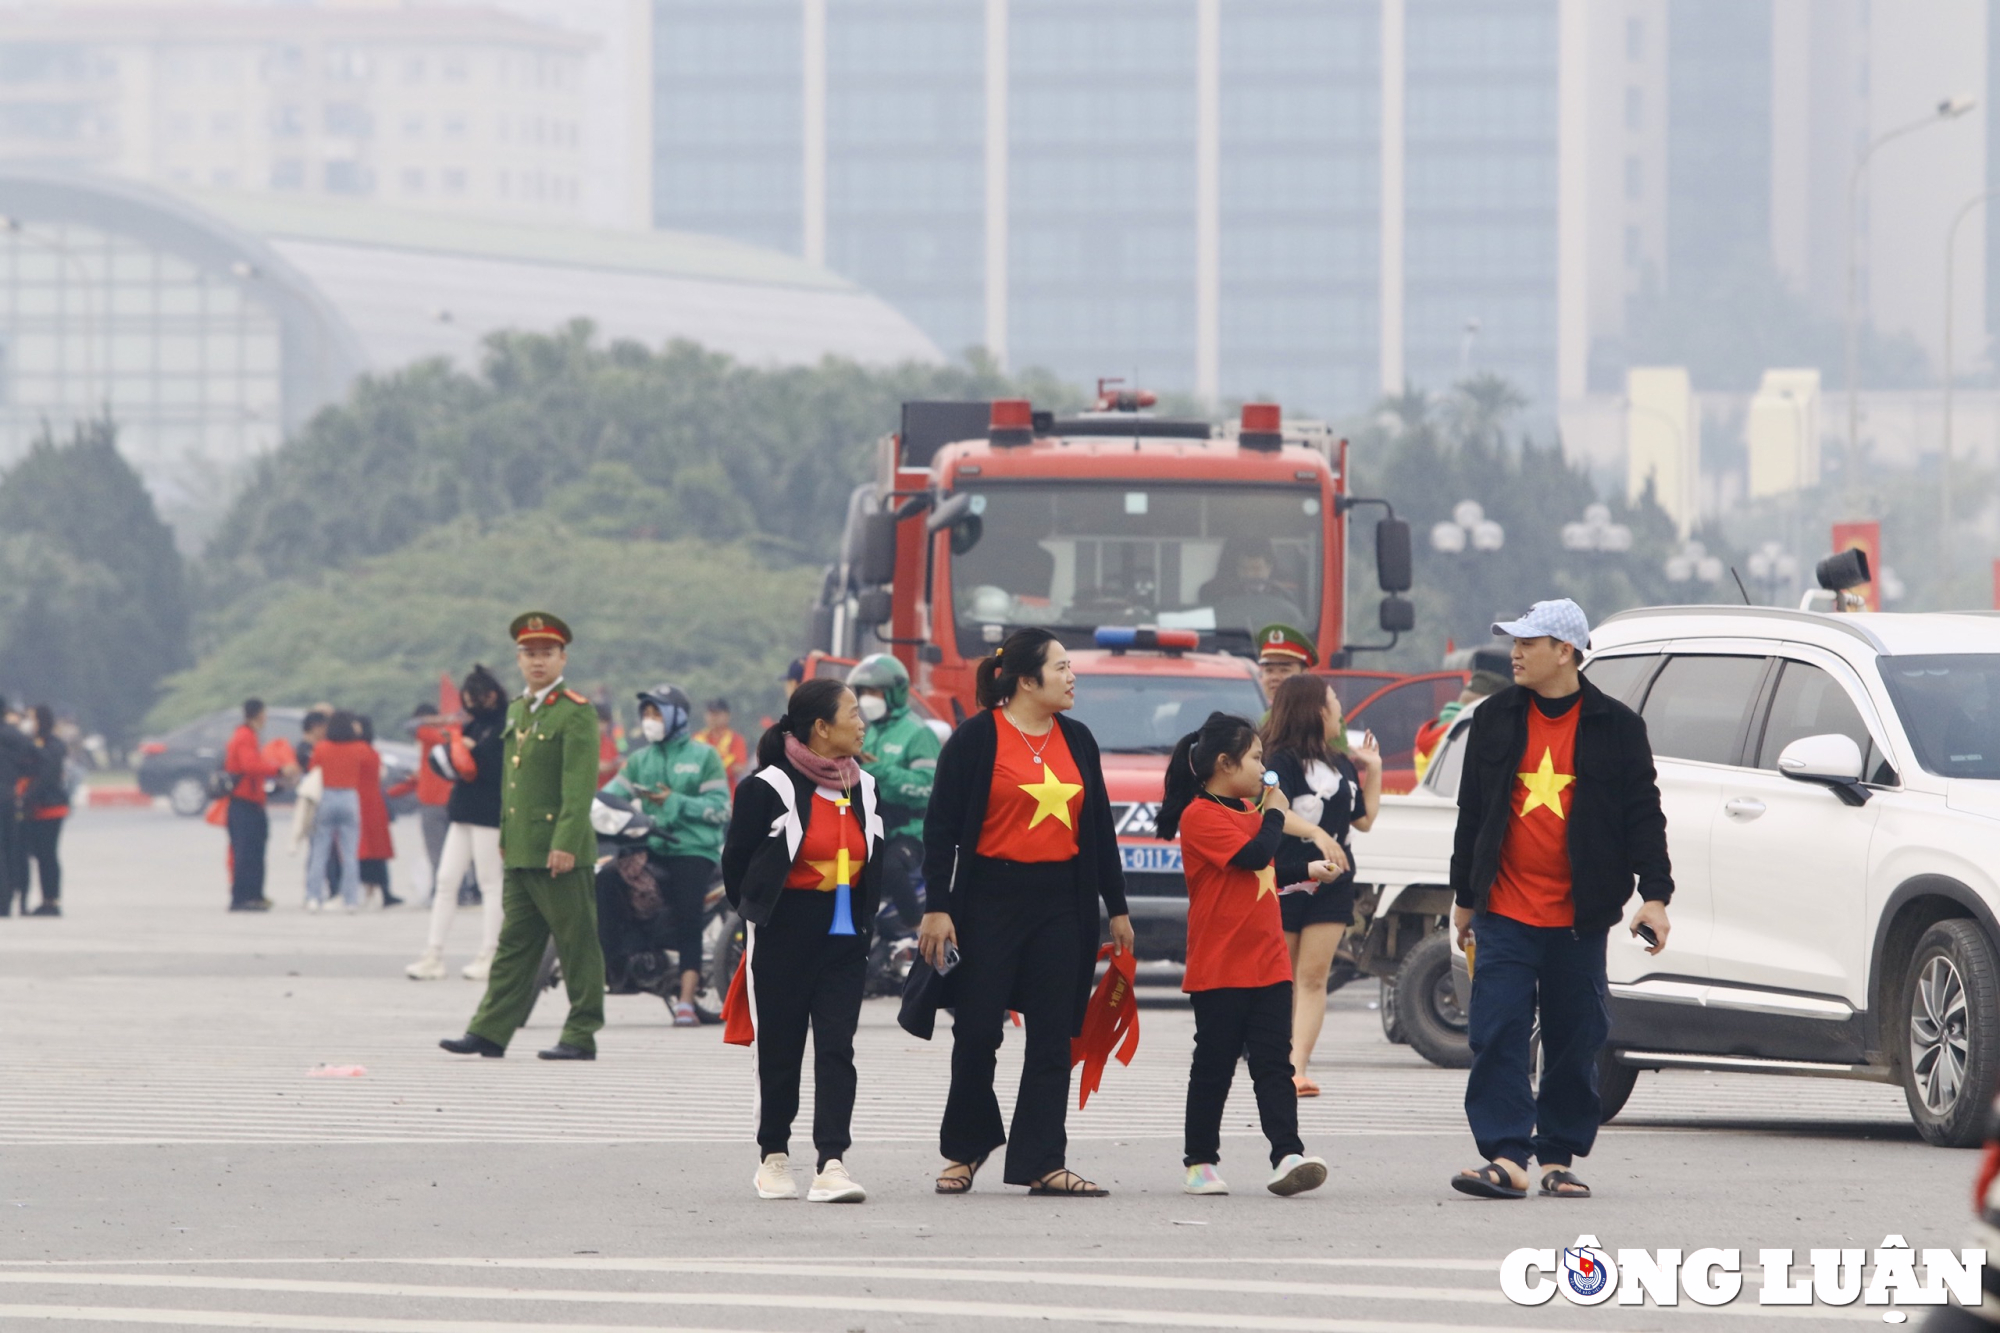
[1255,622,1319,701]
[441,612,608,1061]
[849,653,938,928]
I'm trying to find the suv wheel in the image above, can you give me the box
[1597,1051,1640,1123]
[1379,977,1406,1044]
[1395,931,1471,1068]
[1903,919,2000,1147]
[169,775,209,817]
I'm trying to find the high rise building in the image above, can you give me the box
[0,4,595,224]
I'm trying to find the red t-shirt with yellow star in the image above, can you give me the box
[1177,798,1292,992]
[976,710,1084,862]
[784,788,870,890]
[1488,695,1581,927]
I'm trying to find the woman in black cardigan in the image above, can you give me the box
[919,628,1133,1196]
[722,679,884,1205]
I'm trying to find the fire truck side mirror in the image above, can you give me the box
[858,512,898,586]
[1376,518,1413,593]
[1378,596,1415,634]
[854,588,894,626]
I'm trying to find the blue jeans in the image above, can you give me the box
[308,788,362,907]
[1464,910,1611,1169]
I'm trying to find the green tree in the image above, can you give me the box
[154,519,821,734]
[0,419,190,744]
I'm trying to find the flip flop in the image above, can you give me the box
[1293,1075,1321,1097]
[1450,1161,1527,1200]
[1539,1168,1592,1198]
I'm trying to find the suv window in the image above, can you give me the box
[1582,653,1655,705]
[1427,717,1471,799]
[1639,654,1767,766]
[1755,660,1886,780]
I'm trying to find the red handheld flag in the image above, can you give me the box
[1070,943,1140,1109]
[721,955,754,1046]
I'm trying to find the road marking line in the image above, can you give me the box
[0,1307,774,1333]
[0,1269,1877,1322]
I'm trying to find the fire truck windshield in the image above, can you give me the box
[1070,673,1270,753]
[947,483,1323,650]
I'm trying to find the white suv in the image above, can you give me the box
[1358,605,2000,1147]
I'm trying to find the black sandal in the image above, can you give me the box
[1450,1161,1527,1200]
[935,1155,987,1195]
[1027,1168,1108,1197]
[1540,1168,1591,1198]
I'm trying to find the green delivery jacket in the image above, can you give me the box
[602,733,730,862]
[861,708,940,842]
[500,684,602,871]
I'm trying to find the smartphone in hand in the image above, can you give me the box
[1634,921,1660,949]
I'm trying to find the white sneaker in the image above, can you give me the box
[1184,1163,1229,1195]
[405,949,446,981]
[461,951,494,981]
[1266,1153,1328,1197]
[754,1153,797,1200]
[807,1159,866,1203]
[305,900,321,914]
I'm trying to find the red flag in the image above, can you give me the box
[1070,944,1140,1109]
[438,671,462,718]
[722,955,754,1046]
[204,796,229,827]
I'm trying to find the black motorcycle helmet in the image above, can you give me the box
[635,682,693,744]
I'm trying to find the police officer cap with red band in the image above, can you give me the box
[509,611,572,648]
[1255,622,1317,669]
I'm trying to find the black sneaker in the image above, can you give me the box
[28,902,59,917]
[227,900,271,912]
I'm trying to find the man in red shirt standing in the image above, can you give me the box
[224,698,298,913]
[1446,599,1672,1201]
[695,698,749,792]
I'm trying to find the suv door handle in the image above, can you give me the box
[1723,797,1766,819]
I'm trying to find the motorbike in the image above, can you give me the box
[528,792,737,1025]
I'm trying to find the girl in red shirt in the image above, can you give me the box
[1157,712,1332,1198]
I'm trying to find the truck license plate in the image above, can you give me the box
[1120,844,1182,874]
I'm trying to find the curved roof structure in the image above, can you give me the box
[0,168,941,482]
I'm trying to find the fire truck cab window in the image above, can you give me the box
[948,484,1321,650]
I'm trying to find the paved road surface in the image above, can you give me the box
[0,807,1975,1331]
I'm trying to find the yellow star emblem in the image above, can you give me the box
[805,859,838,890]
[1255,866,1277,901]
[1517,746,1574,820]
[1019,762,1084,830]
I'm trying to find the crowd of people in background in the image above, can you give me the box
[0,697,71,917]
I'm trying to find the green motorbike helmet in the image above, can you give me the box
[847,653,910,716]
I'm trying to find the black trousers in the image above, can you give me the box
[1186,981,1304,1169]
[940,857,1080,1186]
[654,853,713,979]
[226,797,268,908]
[877,833,926,926]
[21,817,61,904]
[0,796,20,913]
[750,888,867,1169]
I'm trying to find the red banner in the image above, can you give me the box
[1830,521,1881,611]
[1071,944,1140,1109]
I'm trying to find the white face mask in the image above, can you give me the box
[858,695,888,724]
[15,719,32,736]
[639,717,667,743]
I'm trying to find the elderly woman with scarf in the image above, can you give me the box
[721,678,884,1205]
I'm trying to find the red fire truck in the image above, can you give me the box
[810,395,1421,964]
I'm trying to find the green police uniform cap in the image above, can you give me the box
[510,611,572,647]
[1255,623,1317,668]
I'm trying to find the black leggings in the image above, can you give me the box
[939,857,1080,1186]
[1186,981,1302,1169]
[654,853,713,979]
[21,817,60,905]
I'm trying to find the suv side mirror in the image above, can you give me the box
[1777,733,1869,806]
[1376,517,1412,592]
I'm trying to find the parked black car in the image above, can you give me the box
[137,707,420,818]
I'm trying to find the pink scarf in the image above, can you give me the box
[785,734,860,790]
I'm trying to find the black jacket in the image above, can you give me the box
[920,708,1129,1034]
[24,737,68,813]
[0,723,36,795]
[446,709,506,828]
[1449,676,1673,931]
[721,756,885,933]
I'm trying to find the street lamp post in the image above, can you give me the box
[1942,188,2000,584]
[1430,499,1504,555]
[1561,503,1634,554]
[1845,95,1977,488]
